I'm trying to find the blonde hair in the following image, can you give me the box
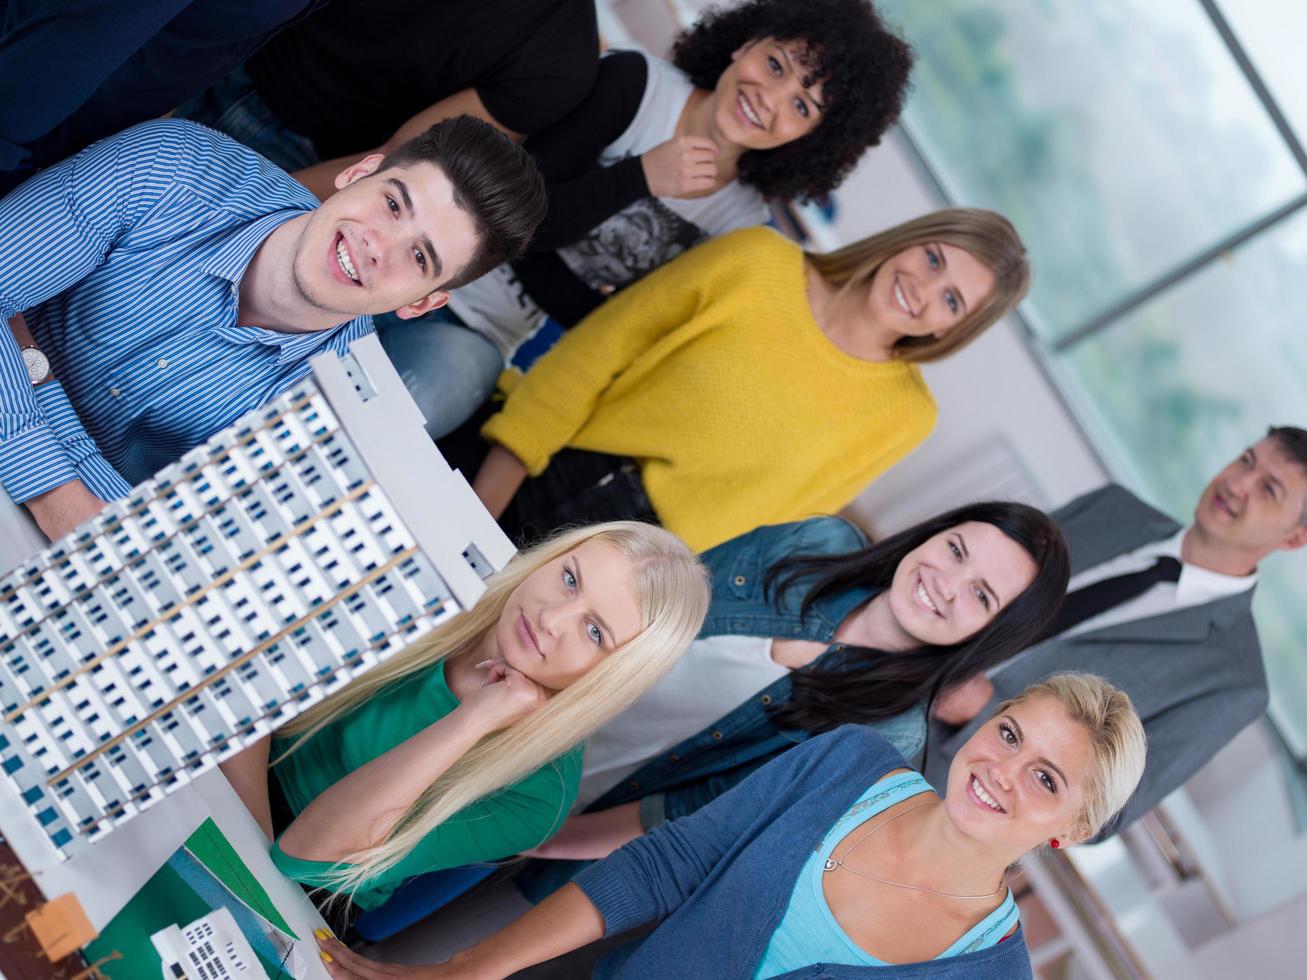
[276,521,710,896]
[805,207,1030,362]
[997,673,1147,842]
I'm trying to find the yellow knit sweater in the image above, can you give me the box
[482,226,938,551]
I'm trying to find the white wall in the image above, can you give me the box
[1193,891,1307,979]
[1182,722,1307,920]
[825,135,1108,532]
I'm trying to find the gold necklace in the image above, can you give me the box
[822,801,1007,900]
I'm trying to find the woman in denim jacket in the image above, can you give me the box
[517,501,1069,903]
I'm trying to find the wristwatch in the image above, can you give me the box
[20,345,50,386]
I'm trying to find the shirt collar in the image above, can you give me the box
[202,208,375,364]
[202,208,305,285]
[267,315,375,364]
[1137,526,1257,604]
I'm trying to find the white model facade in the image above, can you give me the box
[0,336,513,860]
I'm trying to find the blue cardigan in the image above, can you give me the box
[574,726,1033,980]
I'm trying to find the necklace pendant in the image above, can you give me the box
[823,859,838,872]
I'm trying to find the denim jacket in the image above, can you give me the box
[518,518,927,902]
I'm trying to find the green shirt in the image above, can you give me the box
[268,661,583,910]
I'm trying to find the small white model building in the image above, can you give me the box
[151,907,265,979]
[0,336,513,859]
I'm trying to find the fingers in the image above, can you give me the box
[319,953,357,979]
[494,664,548,706]
[477,657,510,687]
[642,136,722,197]
[317,934,395,978]
[495,664,538,697]
[516,674,552,709]
[499,663,536,690]
[678,147,717,194]
[316,934,358,978]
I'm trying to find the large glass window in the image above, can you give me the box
[878,0,1307,749]
[1218,1,1307,139]
[879,0,1306,341]
[1059,213,1307,749]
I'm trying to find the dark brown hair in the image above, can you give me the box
[672,0,914,202]
[766,501,1068,732]
[383,115,547,289]
[1267,425,1307,523]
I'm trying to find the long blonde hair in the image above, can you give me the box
[276,521,710,895]
[997,672,1147,842]
[806,207,1030,362]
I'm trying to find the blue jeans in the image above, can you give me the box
[172,63,320,173]
[375,308,504,441]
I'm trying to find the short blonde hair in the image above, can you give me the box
[998,672,1147,842]
[805,208,1030,362]
[277,521,710,896]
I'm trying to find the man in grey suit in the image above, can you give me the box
[926,425,1307,837]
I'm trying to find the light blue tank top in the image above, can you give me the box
[753,771,1019,978]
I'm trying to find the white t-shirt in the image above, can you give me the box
[575,633,789,810]
[448,51,769,355]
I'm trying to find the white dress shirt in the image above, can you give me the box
[1058,526,1256,639]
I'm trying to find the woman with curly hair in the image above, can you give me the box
[379,0,915,440]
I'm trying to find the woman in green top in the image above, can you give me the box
[218,521,710,915]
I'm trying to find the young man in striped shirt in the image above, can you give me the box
[0,115,544,541]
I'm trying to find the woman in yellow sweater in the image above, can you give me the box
[468,209,1029,552]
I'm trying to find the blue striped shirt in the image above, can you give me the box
[0,119,373,504]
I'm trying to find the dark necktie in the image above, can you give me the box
[1050,556,1183,637]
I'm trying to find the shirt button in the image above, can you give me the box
[760,694,772,705]
[711,730,724,741]
[156,358,169,369]
[668,754,680,763]
[109,387,121,398]
[733,575,746,586]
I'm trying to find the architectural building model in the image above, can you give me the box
[0,336,514,862]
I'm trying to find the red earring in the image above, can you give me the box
[1049,838,1061,849]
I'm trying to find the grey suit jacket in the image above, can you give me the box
[924,484,1266,838]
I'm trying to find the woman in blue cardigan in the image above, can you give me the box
[517,502,1067,901]
[319,672,1146,978]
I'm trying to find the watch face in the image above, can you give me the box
[21,347,49,385]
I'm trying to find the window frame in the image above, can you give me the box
[887,0,1307,756]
